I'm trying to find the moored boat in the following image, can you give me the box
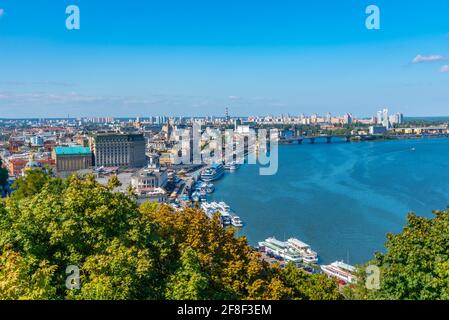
[206,183,215,193]
[224,161,239,171]
[200,201,239,227]
[201,164,225,182]
[287,238,319,264]
[258,237,302,263]
[320,261,356,284]
[231,215,243,227]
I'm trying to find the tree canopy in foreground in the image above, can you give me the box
[348,210,449,300]
[0,171,340,300]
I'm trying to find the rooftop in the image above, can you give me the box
[54,146,91,156]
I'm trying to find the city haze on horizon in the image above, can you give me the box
[1,1,449,118]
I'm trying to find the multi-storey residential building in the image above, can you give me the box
[343,113,353,125]
[89,132,146,168]
[7,158,28,177]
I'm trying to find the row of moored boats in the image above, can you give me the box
[191,181,215,202]
[201,201,243,227]
[195,163,244,227]
[258,237,319,264]
[200,163,239,182]
[258,236,356,284]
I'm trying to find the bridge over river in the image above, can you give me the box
[280,134,371,144]
[279,133,449,144]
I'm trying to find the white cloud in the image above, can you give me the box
[0,9,4,17]
[440,65,449,73]
[412,54,446,64]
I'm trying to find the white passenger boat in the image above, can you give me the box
[258,237,302,263]
[320,261,356,284]
[201,164,225,182]
[287,238,319,264]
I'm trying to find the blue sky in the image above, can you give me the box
[1,0,449,117]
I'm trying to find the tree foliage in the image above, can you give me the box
[349,210,449,300]
[10,169,52,200]
[0,172,340,300]
[0,158,8,191]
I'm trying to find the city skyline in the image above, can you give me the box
[1,1,449,117]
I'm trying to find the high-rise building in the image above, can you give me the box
[388,113,404,126]
[234,118,242,130]
[89,133,146,168]
[343,113,353,125]
[30,135,44,147]
[376,110,383,124]
[382,108,390,128]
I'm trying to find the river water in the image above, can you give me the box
[210,138,449,264]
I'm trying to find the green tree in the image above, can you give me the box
[0,158,8,194]
[0,249,58,300]
[280,263,341,300]
[349,210,449,300]
[107,175,121,190]
[0,172,341,300]
[10,169,52,200]
[165,248,210,300]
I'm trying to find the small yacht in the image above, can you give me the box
[220,212,232,226]
[218,201,230,211]
[224,161,239,171]
[206,183,215,194]
[231,215,243,227]
[191,191,201,202]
